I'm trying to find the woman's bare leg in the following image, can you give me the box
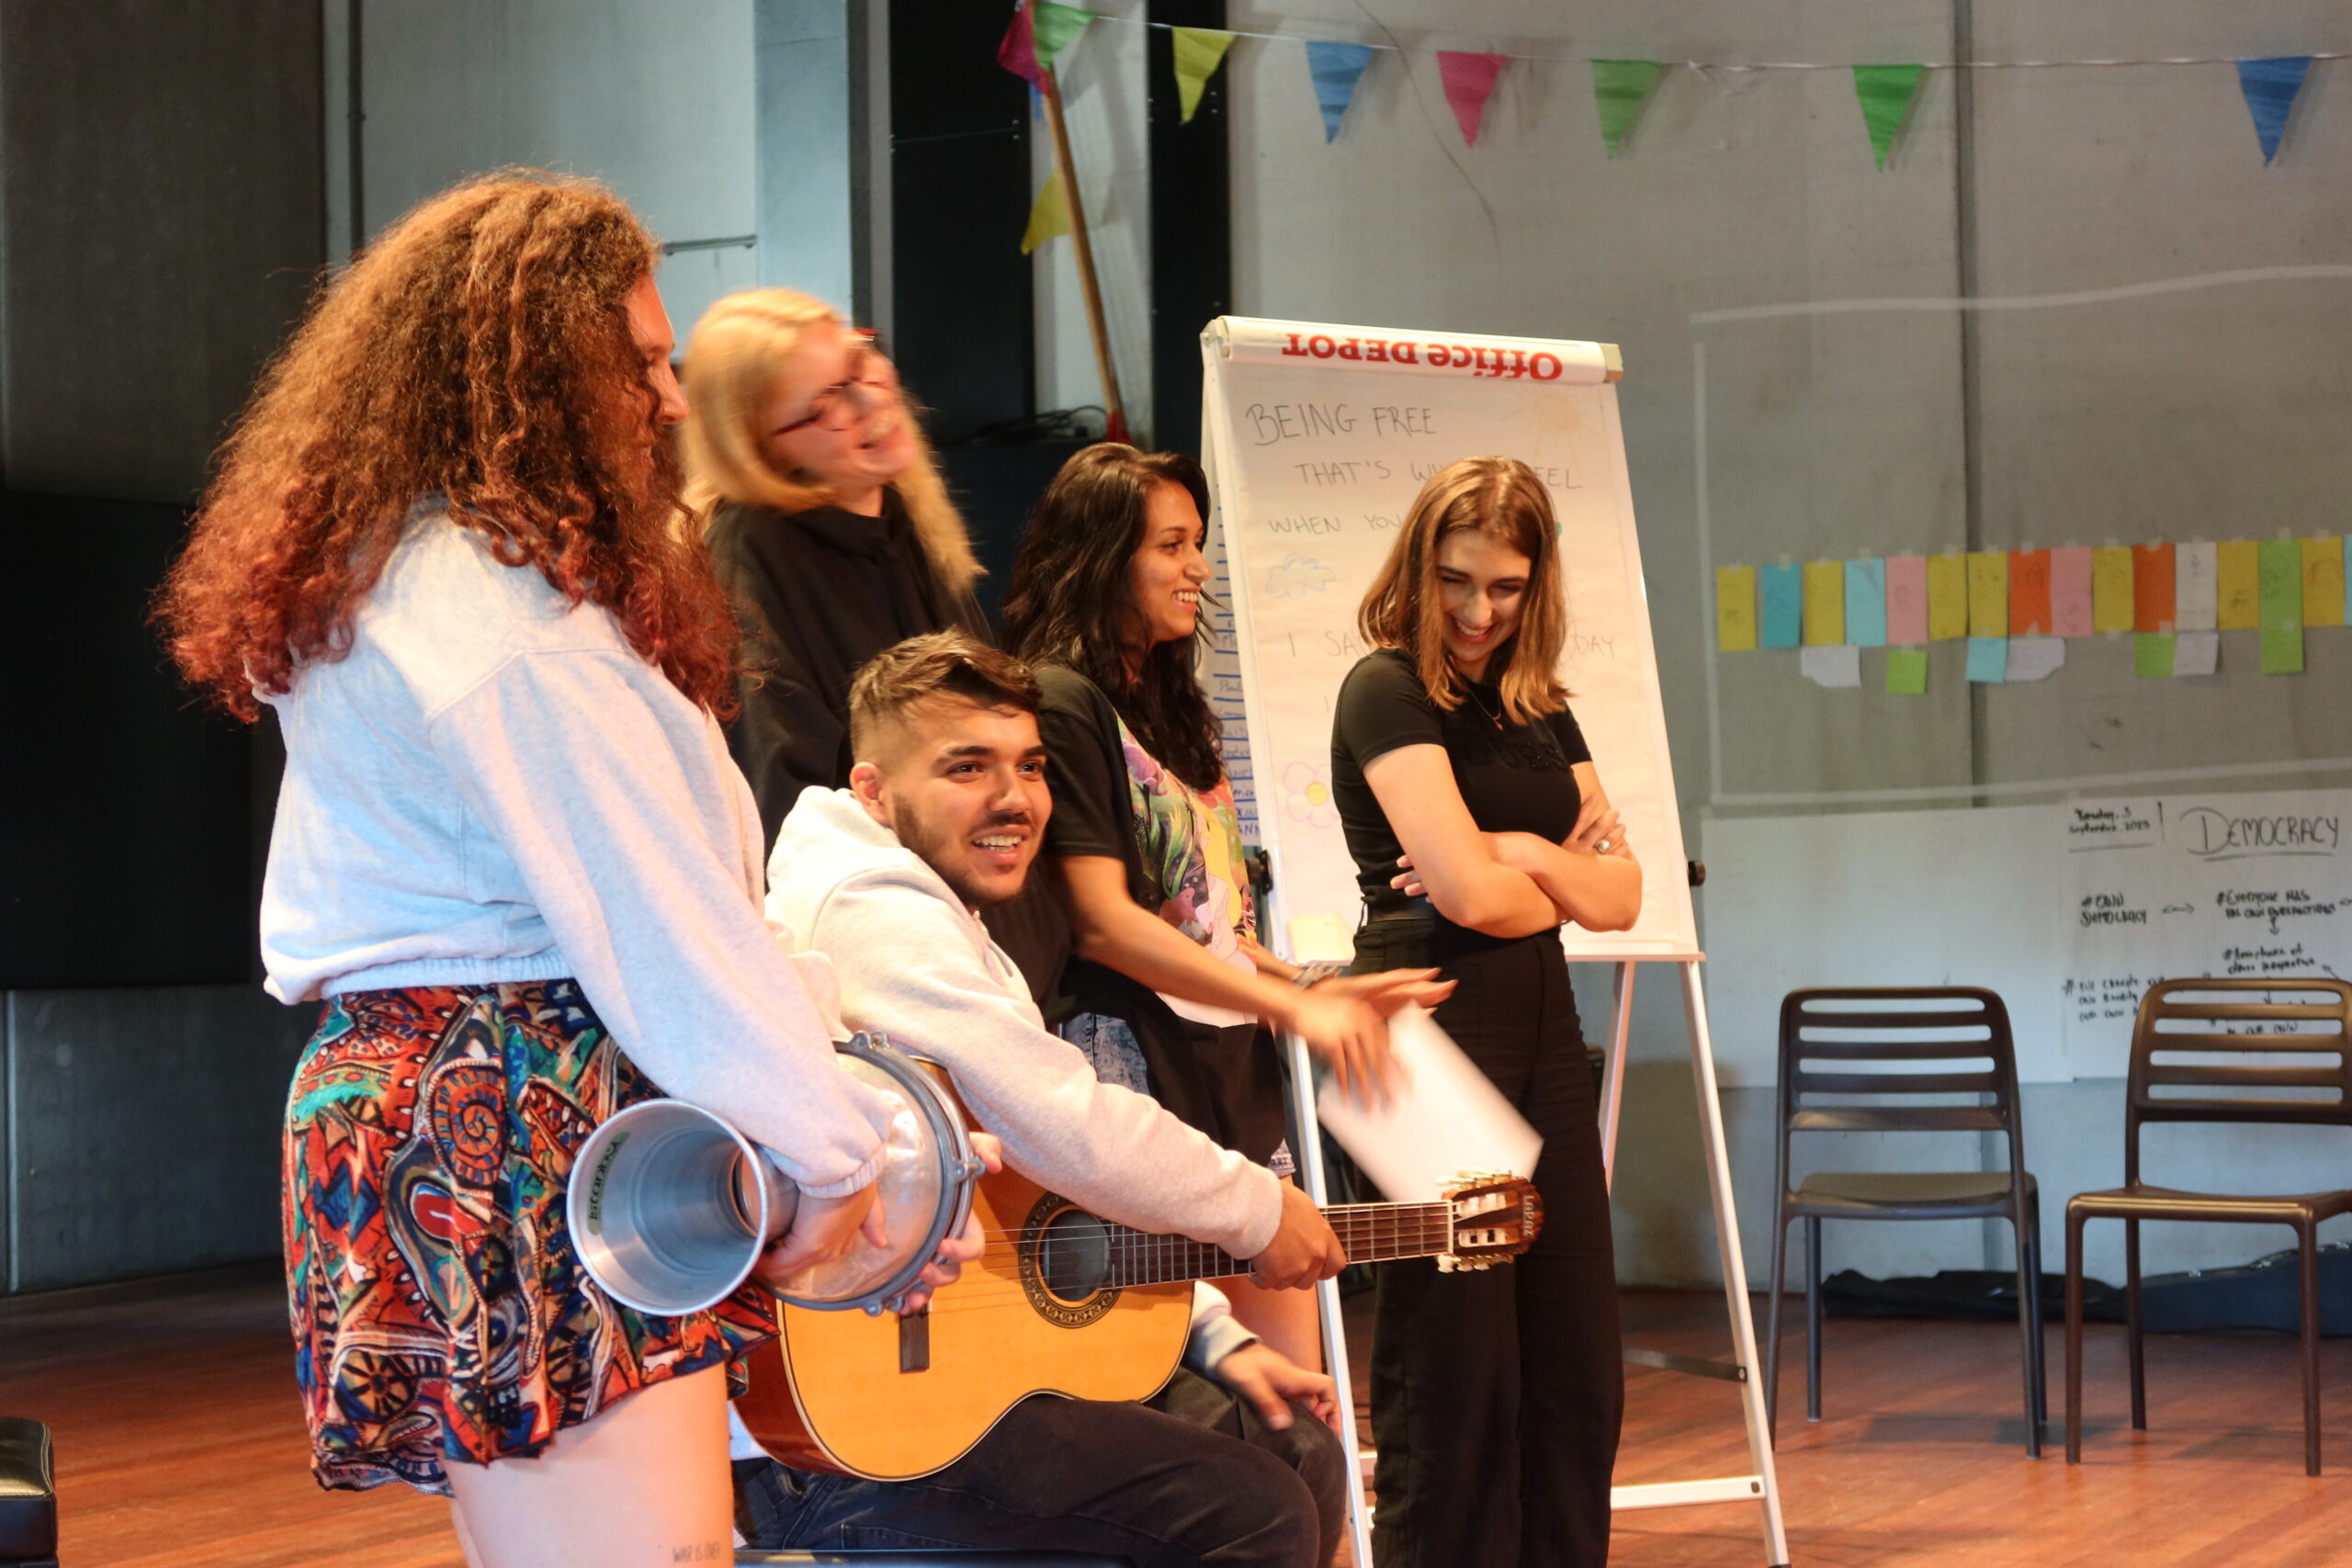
[446,1364,732,1568]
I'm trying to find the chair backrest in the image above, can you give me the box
[1776,987,2023,1152]
[2122,977,2352,1182]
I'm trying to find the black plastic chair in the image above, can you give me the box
[1766,987,2045,1455]
[2064,976,2352,1477]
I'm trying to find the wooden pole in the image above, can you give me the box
[1038,62,1131,443]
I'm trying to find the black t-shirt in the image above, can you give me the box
[707,489,988,846]
[1330,647,1590,924]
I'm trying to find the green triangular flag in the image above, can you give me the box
[1032,2,1093,74]
[1853,64,1925,169]
[1171,28,1236,124]
[1590,60,1664,158]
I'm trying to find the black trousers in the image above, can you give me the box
[734,1369,1347,1568]
[1351,922,1624,1568]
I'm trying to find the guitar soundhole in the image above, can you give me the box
[1018,1193,1119,1327]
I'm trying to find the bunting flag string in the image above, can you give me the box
[2236,55,2313,163]
[1590,59,1665,157]
[1305,39,1376,141]
[1171,27,1235,123]
[994,3,2345,186]
[1436,51,1506,148]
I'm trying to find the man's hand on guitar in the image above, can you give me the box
[1249,1179,1347,1291]
[1210,1340,1341,1434]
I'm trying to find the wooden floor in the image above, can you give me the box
[5,1264,2348,1566]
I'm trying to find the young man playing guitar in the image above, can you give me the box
[735,631,1352,1566]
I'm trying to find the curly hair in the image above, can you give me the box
[1001,444,1224,793]
[157,169,738,719]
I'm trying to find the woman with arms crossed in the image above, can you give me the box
[1003,444,1446,1362]
[157,175,965,1568]
[1330,457,1641,1568]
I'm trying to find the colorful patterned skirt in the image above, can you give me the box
[282,979,776,1495]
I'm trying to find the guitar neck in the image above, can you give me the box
[1102,1201,1453,1288]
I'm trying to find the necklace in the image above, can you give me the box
[1464,682,1505,727]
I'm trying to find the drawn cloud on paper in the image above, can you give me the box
[1264,554,1335,600]
[1283,761,1337,829]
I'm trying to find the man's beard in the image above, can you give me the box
[895,804,1031,908]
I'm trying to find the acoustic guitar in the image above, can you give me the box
[736,1163,1542,1481]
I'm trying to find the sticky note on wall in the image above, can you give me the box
[2217,540,2261,629]
[1758,563,1802,648]
[2091,547,2135,633]
[1926,553,1968,639]
[2260,537,2304,674]
[2008,549,2052,636]
[2175,542,2218,632]
[2301,537,2345,627]
[2133,543,2177,633]
[1965,636,2007,682]
[1885,647,1928,694]
[1885,555,1928,645]
[1845,558,1887,647]
[1803,559,1845,646]
[1967,551,2007,637]
[2049,547,2094,637]
[1716,565,1758,650]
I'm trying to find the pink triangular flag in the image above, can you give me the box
[997,4,1041,88]
[1437,51,1506,147]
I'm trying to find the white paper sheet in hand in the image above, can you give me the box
[1315,1006,1543,1202]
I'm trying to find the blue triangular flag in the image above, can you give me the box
[2236,56,2312,164]
[1306,40,1376,142]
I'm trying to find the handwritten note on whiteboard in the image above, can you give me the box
[2060,790,2348,1076]
[1199,317,1697,960]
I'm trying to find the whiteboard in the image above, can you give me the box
[1199,316,1697,962]
[1700,787,2352,1085]
[1699,807,2069,1087]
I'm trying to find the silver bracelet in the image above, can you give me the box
[1290,961,1346,989]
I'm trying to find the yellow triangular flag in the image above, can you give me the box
[1021,165,1069,254]
[1172,28,1235,124]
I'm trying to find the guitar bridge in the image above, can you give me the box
[899,1306,931,1373]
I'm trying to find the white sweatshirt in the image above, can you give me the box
[258,506,893,1194]
[765,787,1285,1258]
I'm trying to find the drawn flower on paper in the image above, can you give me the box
[1282,761,1337,829]
[1264,554,1336,600]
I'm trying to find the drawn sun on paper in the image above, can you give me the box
[1264,554,1336,600]
[1282,761,1337,829]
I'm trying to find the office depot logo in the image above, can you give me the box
[1275,331,1568,380]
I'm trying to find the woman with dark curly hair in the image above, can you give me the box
[157,172,962,1567]
[1002,443,1447,1364]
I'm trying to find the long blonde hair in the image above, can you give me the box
[681,288,979,593]
[1357,456,1568,723]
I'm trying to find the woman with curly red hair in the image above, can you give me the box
[157,172,939,1567]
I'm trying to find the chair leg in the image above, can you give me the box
[2300,1219,2323,1478]
[1765,1206,1790,1443]
[2012,1204,2041,1458]
[2065,1208,2086,1465]
[2126,1218,2146,1431]
[1804,1214,1824,1422]
[2027,1212,2048,1430]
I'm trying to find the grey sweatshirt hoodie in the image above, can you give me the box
[765,787,1284,1259]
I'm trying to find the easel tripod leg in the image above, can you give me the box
[1287,1029,1376,1568]
[1679,961,1793,1566]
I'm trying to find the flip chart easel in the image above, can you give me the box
[1199,317,1790,1567]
